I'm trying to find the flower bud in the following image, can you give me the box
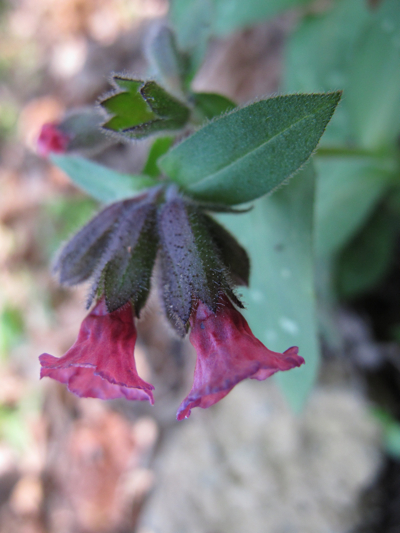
[37,107,109,157]
[37,123,70,157]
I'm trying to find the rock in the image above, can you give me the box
[138,380,381,533]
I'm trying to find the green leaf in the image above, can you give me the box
[283,0,371,144]
[336,208,395,299]
[212,0,314,36]
[101,76,190,140]
[160,92,341,205]
[145,25,186,97]
[315,156,394,258]
[347,0,400,148]
[51,155,157,203]
[372,407,400,458]
[143,136,173,177]
[192,92,236,120]
[219,163,319,411]
[169,0,213,82]
[170,0,315,43]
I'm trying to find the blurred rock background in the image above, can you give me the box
[0,0,395,532]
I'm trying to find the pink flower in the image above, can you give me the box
[37,122,70,157]
[177,294,305,420]
[39,300,154,403]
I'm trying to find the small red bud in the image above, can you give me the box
[37,122,70,157]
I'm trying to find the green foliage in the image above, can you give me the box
[51,155,157,203]
[373,407,400,458]
[143,136,173,177]
[170,0,314,39]
[0,306,24,359]
[160,92,341,205]
[347,0,400,148]
[145,25,187,96]
[335,208,395,299]
[285,0,400,306]
[169,0,213,81]
[192,92,236,120]
[101,76,190,140]
[315,156,394,258]
[284,0,371,144]
[220,164,319,411]
[211,0,314,36]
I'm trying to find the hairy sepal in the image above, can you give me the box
[100,75,190,141]
[157,197,241,336]
[53,202,124,286]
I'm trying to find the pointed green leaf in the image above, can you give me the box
[143,136,174,177]
[212,0,314,36]
[51,155,157,203]
[169,0,213,83]
[193,92,236,120]
[336,208,395,299]
[347,0,400,148]
[170,0,315,40]
[283,0,371,144]
[145,25,186,96]
[160,92,341,205]
[220,163,319,411]
[315,156,394,258]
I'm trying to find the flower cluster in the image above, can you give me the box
[39,187,304,419]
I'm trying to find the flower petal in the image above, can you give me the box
[39,300,154,404]
[177,295,305,419]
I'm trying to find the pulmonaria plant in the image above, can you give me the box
[40,186,304,418]
[38,24,341,418]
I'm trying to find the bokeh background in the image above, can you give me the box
[0,0,398,532]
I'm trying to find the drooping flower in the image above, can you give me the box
[40,185,304,418]
[177,294,305,420]
[39,299,154,403]
[37,122,71,157]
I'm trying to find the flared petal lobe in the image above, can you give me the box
[39,299,154,403]
[177,295,305,420]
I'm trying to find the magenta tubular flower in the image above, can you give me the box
[37,122,70,157]
[39,300,154,403]
[177,295,305,420]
